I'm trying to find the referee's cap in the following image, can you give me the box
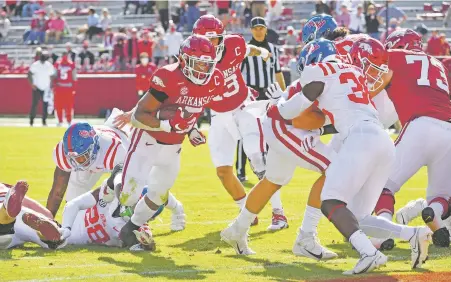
[251,17,267,28]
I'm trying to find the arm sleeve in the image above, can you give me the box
[61,192,97,229]
[277,91,313,120]
[274,46,281,73]
[149,88,169,102]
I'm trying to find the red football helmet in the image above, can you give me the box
[350,38,389,92]
[334,33,370,63]
[179,35,217,85]
[192,15,226,61]
[384,28,423,51]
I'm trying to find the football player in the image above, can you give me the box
[192,15,288,230]
[46,121,186,232]
[221,39,432,274]
[54,51,77,126]
[118,35,226,247]
[365,29,451,248]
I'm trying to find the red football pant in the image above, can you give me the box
[54,86,75,124]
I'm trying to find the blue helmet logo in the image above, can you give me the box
[63,122,100,171]
[297,39,337,74]
[302,14,338,44]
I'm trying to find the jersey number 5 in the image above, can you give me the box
[339,72,373,106]
[405,55,450,94]
[84,205,111,244]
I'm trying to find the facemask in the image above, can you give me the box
[141,58,149,65]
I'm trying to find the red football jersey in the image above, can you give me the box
[147,63,225,144]
[208,34,248,113]
[387,49,451,125]
[135,63,157,92]
[54,59,76,88]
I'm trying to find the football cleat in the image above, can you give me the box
[171,204,186,232]
[133,225,156,251]
[22,212,67,249]
[343,251,387,275]
[237,175,247,183]
[267,210,288,231]
[220,223,255,255]
[4,181,29,218]
[396,198,427,225]
[409,227,432,269]
[431,227,450,248]
[370,238,395,251]
[292,231,338,260]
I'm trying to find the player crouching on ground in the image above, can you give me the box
[0,181,66,249]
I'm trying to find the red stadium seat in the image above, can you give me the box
[424,3,433,11]
[442,2,450,12]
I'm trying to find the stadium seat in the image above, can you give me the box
[442,2,450,12]
[424,3,433,11]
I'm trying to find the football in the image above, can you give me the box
[292,104,326,130]
[156,105,191,120]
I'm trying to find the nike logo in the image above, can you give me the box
[208,89,215,93]
[305,249,323,260]
[236,243,243,254]
[230,59,236,64]
[178,82,185,85]
[145,142,154,146]
[113,226,120,233]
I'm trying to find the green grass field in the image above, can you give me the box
[1,127,451,282]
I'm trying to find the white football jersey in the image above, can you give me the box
[52,125,127,173]
[299,62,380,134]
[66,192,126,247]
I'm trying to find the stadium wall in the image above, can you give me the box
[0,74,138,116]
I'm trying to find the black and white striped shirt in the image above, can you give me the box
[241,42,281,90]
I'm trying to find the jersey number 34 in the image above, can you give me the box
[339,72,374,106]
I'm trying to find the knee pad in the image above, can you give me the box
[321,199,347,221]
[428,197,450,220]
[374,188,395,216]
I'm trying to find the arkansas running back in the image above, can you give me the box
[192,15,288,230]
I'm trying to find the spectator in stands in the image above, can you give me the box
[285,26,298,46]
[138,30,154,63]
[26,9,47,45]
[0,11,11,42]
[113,37,127,71]
[124,0,140,15]
[156,0,169,31]
[4,0,17,17]
[427,30,443,56]
[243,1,252,28]
[22,0,41,18]
[94,53,114,72]
[377,0,406,26]
[66,42,76,62]
[135,52,156,98]
[45,10,65,43]
[380,18,400,43]
[251,0,266,18]
[86,7,103,40]
[100,8,112,31]
[165,22,183,63]
[349,4,365,34]
[335,4,350,28]
[152,31,166,66]
[315,0,331,15]
[126,27,139,67]
[28,49,55,127]
[102,26,114,53]
[216,0,231,27]
[47,45,58,63]
[365,4,380,39]
[186,1,200,32]
[440,33,450,56]
[79,40,95,65]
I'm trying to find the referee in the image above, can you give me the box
[236,17,286,181]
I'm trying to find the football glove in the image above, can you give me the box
[300,130,320,153]
[266,104,283,121]
[188,128,206,147]
[169,107,196,133]
[265,83,284,104]
[59,227,71,241]
[132,224,156,251]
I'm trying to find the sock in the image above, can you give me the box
[165,193,180,211]
[131,197,159,226]
[300,205,322,234]
[269,190,283,211]
[400,226,416,241]
[379,212,392,222]
[235,207,257,233]
[235,195,247,210]
[349,230,378,256]
[359,215,402,239]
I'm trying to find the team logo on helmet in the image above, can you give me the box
[307,19,326,29]
[79,129,96,138]
[152,76,165,88]
[359,43,373,54]
[385,38,400,49]
[180,86,189,95]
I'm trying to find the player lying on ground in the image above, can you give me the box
[46,121,185,231]
[221,39,432,275]
[0,181,66,249]
[367,29,451,248]
[117,35,227,248]
[192,15,288,230]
